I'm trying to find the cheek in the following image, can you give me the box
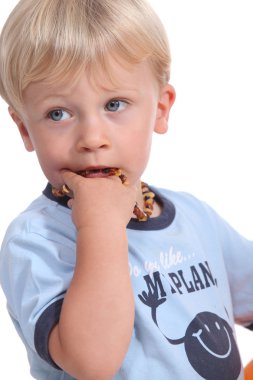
[122,128,153,175]
[120,111,155,157]
[31,128,70,164]
[33,142,67,185]
[134,138,152,168]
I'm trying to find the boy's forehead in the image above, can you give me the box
[24,59,156,103]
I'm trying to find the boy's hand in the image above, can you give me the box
[62,170,137,230]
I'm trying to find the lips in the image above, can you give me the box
[77,167,117,178]
[52,167,127,198]
[77,167,128,184]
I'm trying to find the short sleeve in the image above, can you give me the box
[201,201,253,327]
[0,202,76,368]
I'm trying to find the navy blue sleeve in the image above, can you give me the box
[34,298,64,369]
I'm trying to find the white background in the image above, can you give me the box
[0,1,252,378]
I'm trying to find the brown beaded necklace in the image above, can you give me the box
[109,169,155,221]
[133,182,155,221]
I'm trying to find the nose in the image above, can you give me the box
[75,117,110,152]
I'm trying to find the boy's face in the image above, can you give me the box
[10,59,175,190]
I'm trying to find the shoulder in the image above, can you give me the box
[0,194,75,317]
[0,194,76,283]
[154,186,237,238]
[2,194,74,245]
[156,187,215,218]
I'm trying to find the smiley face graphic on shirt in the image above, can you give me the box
[138,270,241,379]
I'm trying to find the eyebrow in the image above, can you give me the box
[100,85,139,93]
[27,93,70,108]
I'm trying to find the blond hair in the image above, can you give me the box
[0,0,171,113]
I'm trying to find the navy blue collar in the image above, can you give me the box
[43,183,175,231]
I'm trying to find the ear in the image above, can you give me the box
[154,84,176,134]
[8,107,34,152]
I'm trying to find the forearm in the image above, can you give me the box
[49,225,134,380]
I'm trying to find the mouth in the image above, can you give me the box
[78,167,128,184]
[52,167,128,198]
[77,167,120,178]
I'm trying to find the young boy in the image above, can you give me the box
[0,0,252,379]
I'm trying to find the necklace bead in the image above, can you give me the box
[133,182,155,221]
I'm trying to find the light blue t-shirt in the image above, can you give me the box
[1,184,252,379]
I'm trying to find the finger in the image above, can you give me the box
[54,170,81,199]
[67,198,73,209]
[61,169,78,184]
[61,170,82,192]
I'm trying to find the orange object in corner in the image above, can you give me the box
[245,360,253,380]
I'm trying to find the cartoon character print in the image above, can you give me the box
[138,280,241,379]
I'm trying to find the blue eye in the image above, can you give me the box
[48,109,71,121]
[105,100,126,112]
